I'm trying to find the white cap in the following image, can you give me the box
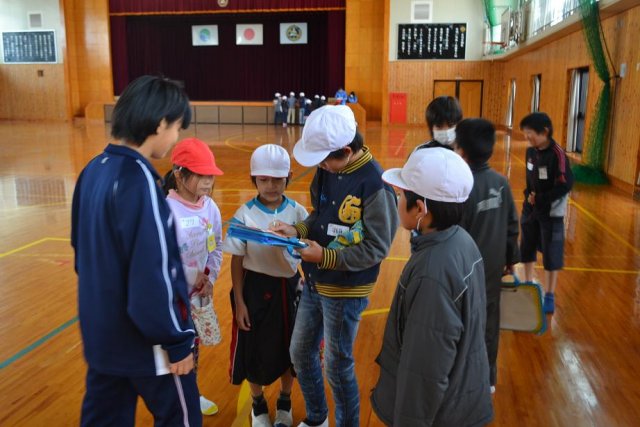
[305,99,312,104]
[282,95,287,99]
[320,95,326,100]
[382,147,473,202]
[290,91,295,96]
[251,144,290,178]
[314,94,319,99]
[275,92,281,97]
[299,92,305,97]
[293,105,356,167]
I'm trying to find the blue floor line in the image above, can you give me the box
[0,316,79,369]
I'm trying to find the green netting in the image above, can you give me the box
[574,0,611,184]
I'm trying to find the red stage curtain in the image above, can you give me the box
[109,0,345,14]
[111,11,345,101]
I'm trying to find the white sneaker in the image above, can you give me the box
[252,409,272,427]
[199,395,219,415]
[297,419,328,427]
[274,409,293,427]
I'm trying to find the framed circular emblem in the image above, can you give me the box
[217,0,229,7]
[285,25,302,42]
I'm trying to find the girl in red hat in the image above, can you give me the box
[163,137,225,416]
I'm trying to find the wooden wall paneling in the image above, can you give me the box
[491,4,640,187]
[346,0,386,121]
[604,7,640,185]
[433,81,456,98]
[458,81,483,117]
[0,64,67,121]
[381,0,391,125]
[63,0,114,118]
[388,61,492,125]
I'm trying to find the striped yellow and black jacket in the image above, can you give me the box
[294,147,399,298]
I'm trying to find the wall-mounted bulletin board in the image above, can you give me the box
[397,23,466,60]
[2,30,57,63]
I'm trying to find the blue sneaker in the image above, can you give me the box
[543,292,555,314]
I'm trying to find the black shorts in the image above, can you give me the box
[229,270,299,386]
[520,215,565,271]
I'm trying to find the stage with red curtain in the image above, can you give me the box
[109,0,345,101]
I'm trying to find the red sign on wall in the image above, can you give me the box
[389,92,407,124]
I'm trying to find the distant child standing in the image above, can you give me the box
[298,92,309,125]
[519,112,573,314]
[456,118,520,391]
[274,92,283,125]
[287,92,297,125]
[163,137,225,416]
[371,147,493,426]
[415,96,463,151]
[223,144,308,427]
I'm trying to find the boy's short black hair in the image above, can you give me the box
[455,118,496,165]
[404,190,465,231]
[326,130,364,160]
[520,112,553,138]
[111,75,192,146]
[425,96,463,133]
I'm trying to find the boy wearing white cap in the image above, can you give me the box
[273,105,399,427]
[273,92,283,125]
[223,144,308,427]
[287,92,297,125]
[371,148,493,427]
[298,92,309,125]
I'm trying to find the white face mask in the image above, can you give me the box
[433,127,457,145]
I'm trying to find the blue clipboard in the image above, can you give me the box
[227,223,308,258]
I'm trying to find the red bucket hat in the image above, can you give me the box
[171,138,223,176]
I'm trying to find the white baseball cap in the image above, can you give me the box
[289,91,295,96]
[382,147,473,202]
[251,144,290,178]
[314,94,319,99]
[293,105,357,167]
[300,92,305,97]
[320,95,326,100]
[274,92,281,97]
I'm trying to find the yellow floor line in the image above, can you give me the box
[224,131,265,153]
[362,308,390,317]
[231,381,252,427]
[0,237,71,259]
[568,199,640,256]
[384,257,637,275]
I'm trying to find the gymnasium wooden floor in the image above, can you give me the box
[0,119,639,426]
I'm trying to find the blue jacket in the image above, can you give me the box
[294,148,398,297]
[71,144,195,377]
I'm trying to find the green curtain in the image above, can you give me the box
[573,0,611,184]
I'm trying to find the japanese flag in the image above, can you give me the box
[236,24,263,45]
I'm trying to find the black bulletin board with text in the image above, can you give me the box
[397,23,466,60]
